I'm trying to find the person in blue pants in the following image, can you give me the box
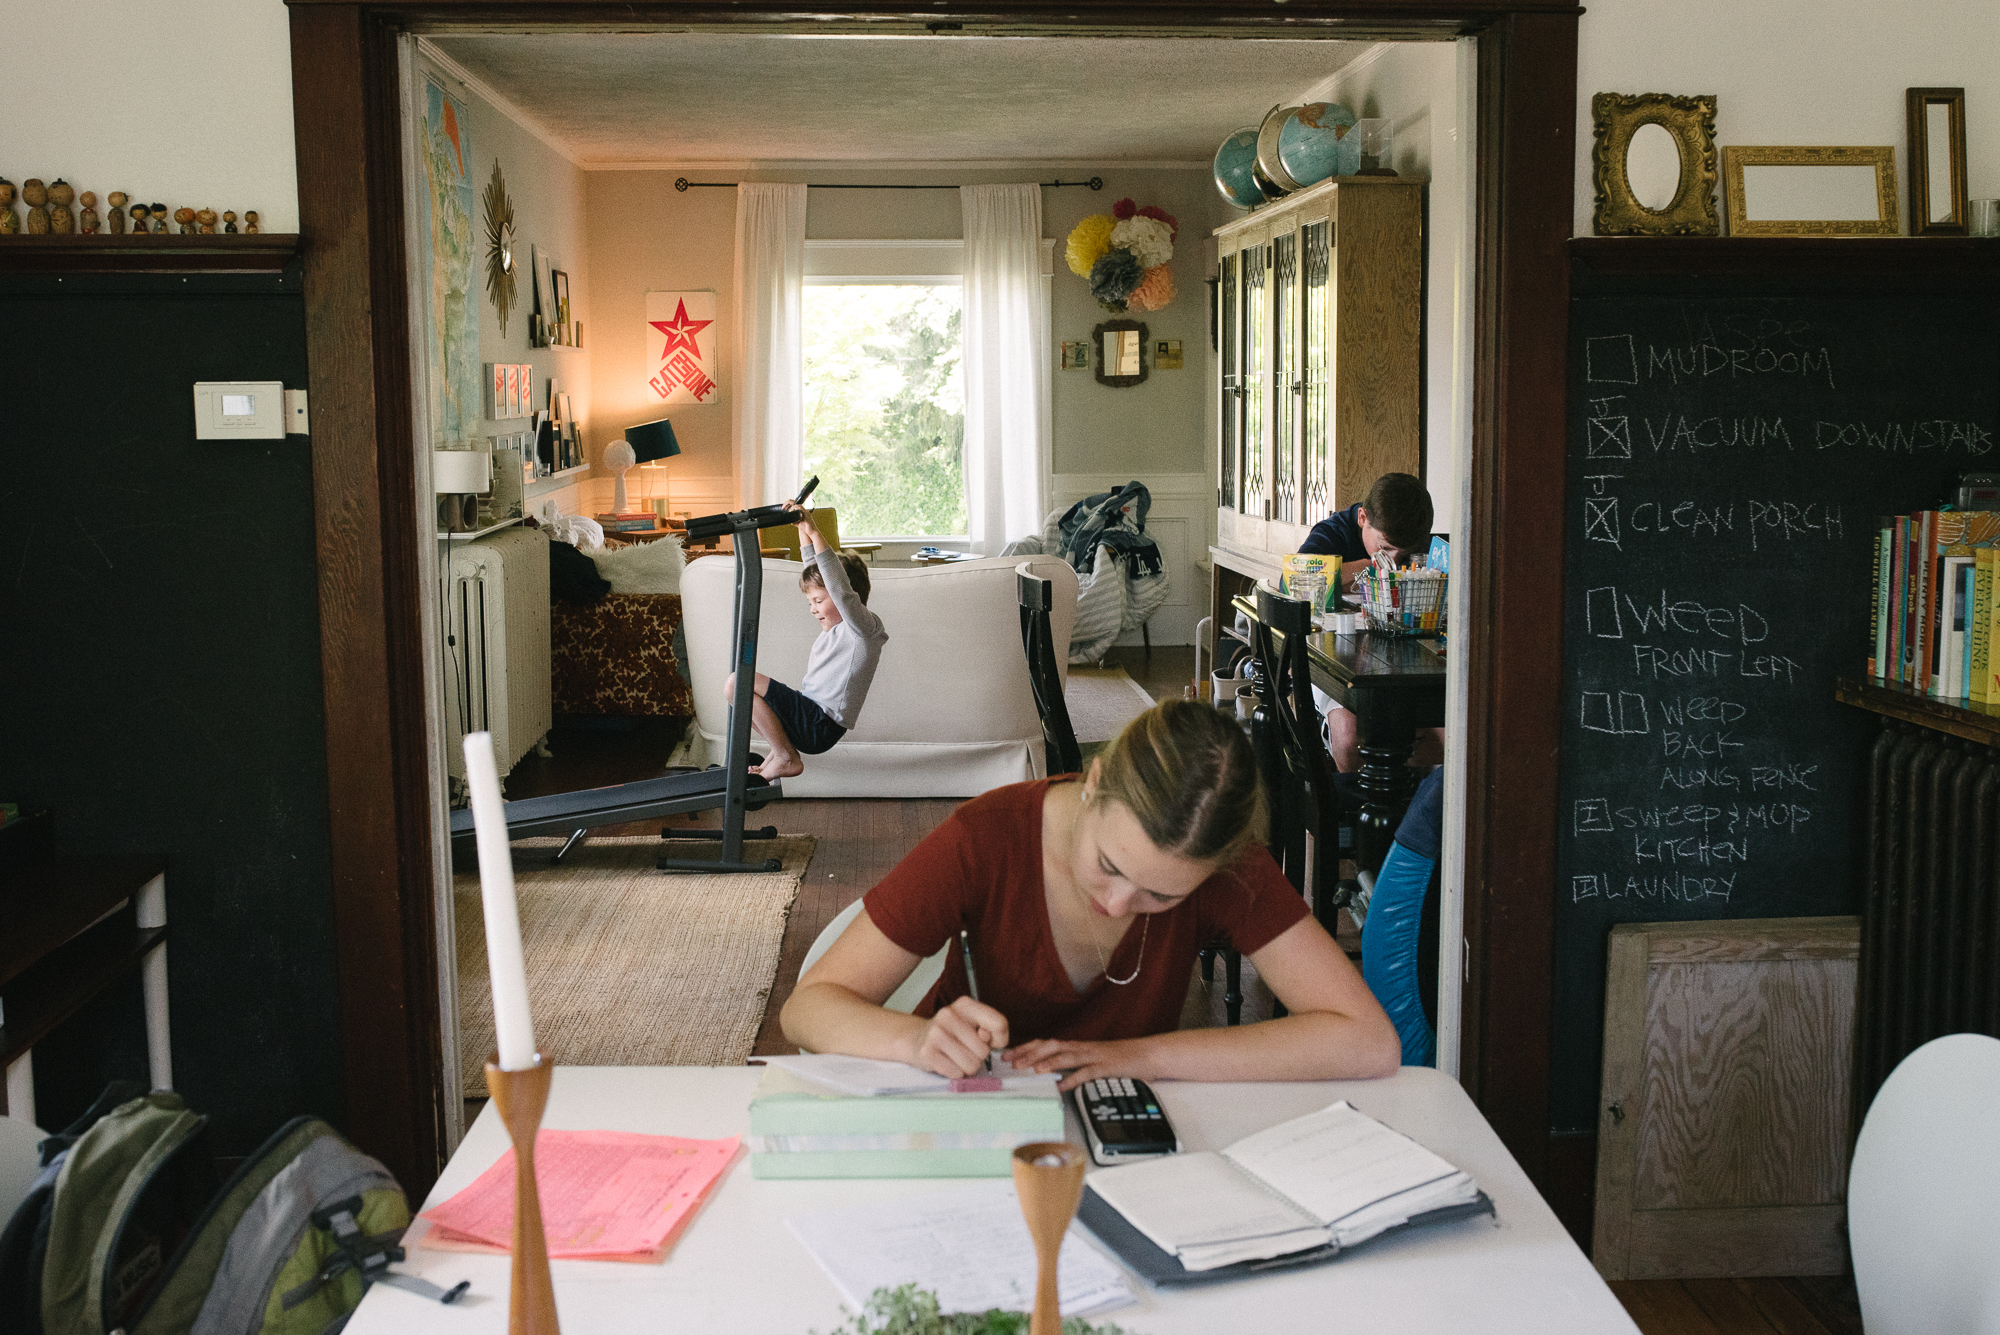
[1360,766,1443,1068]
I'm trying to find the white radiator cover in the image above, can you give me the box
[444,526,551,784]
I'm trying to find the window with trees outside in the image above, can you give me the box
[801,280,965,540]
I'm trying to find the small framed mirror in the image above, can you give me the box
[1094,319,1149,388]
[1589,92,1720,236]
[1906,87,1968,236]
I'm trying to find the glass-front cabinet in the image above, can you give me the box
[1214,177,1423,562]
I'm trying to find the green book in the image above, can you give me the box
[748,1064,1064,1180]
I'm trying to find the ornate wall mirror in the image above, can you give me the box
[483,161,517,335]
[1590,92,1719,235]
[1906,87,1968,236]
[1094,319,1149,387]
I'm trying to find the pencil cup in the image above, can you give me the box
[1011,1142,1087,1335]
[485,1054,562,1335]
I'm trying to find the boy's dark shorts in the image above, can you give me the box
[762,678,847,755]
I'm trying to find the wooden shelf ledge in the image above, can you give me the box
[1834,673,2000,748]
[0,233,301,274]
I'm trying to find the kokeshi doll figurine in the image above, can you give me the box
[22,179,49,234]
[243,210,260,234]
[195,208,217,234]
[173,206,196,234]
[0,179,17,234]
[129,203,150,234]
[106,192,128,234]
[47,180,75,234]
[148,203,168,233]
[78,191,100,234]
[221,210,237,234]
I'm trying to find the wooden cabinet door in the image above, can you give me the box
[1593,916,1860,1279]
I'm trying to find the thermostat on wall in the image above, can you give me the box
[194,381,287,440]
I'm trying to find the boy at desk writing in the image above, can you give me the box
[1299,472,1443,773]
[726,501,889,780]
[781,701,1400,1088]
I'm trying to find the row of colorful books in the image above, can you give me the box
[1870,510,2000,699]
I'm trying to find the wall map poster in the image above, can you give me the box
[421,80,480,448]
[646,291,718,404]
[1553,288,2000,1136]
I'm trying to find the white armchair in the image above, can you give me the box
[680,554,1080,798]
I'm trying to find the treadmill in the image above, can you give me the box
[449,481,818,874]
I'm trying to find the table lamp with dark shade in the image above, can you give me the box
[618,417,681,517]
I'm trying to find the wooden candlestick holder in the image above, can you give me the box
[1011,1142,1088,1335]
[484,1054,561,1335]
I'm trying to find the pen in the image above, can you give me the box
[959,928,992,1073]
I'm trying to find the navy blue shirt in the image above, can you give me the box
[1299,502,1367,559]
[1393,767,1444,862]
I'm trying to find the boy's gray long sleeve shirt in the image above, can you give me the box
[798,546,890,729]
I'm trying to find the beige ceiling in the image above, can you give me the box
[425,34,1382,166]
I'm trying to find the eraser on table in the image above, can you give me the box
[950,1076,1003,1092]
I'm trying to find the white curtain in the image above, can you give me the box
[732,183,807,508]
[960,184,1051,556]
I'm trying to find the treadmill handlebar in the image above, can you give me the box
[684,502,800,541]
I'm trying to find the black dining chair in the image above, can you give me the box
[1017,566,1083,778]
[1200,587,1362,1024]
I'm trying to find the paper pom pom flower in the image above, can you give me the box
[1071,199,1177,311]
[1065,214,1115,278]
[1110,216,1174,271]
[1127,264,1177,313]
[1089,250,1145,309]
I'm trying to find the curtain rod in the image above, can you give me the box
[674,176,1103,192]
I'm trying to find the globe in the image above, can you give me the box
[1213,128,1266,209]
[1277,102,1361,189]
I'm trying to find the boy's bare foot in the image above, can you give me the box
[755,751,805,780]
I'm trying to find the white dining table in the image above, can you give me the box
[345,1065,1639,1335]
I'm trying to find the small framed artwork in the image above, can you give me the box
[1155,339,1184,370]
[1060,341,1089,370]
[1721,145,1899,236]
[551,269,571,343]
[489,363,507,419]
[1906,87,1969,236]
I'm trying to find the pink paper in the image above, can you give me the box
[419,1130,740,1260]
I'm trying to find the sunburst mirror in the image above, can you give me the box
[483,162,517,336]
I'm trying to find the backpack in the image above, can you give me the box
[2,1087,433,1335]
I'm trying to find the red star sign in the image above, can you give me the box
[649,299,714,360]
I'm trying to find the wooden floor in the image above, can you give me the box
[1609,1277,1862,1335]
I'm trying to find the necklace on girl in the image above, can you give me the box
[1070,785,1146,985]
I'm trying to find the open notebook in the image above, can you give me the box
[1077,1100,1491,1282]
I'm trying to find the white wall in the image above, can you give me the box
[6,0,299,233]
[1574,0,2000,237]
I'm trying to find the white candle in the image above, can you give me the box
[463,732,537,1071]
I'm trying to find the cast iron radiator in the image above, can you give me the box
[1856,721,2000,1122]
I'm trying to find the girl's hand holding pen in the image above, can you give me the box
[907,996,1011,1079]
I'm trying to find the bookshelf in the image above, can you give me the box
[1833,673,2000,748]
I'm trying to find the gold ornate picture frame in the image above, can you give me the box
[1721,146,1899,236]
[1591,92,1719,236]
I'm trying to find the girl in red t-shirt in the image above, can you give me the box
[780,700,1400,1090]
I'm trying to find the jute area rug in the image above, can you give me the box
[1065,665,1159,744]
[455,833,813,1097]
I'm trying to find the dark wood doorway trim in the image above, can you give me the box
[285,0,1576,1198]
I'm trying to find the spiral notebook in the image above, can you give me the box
[1076,1100,1491,1283]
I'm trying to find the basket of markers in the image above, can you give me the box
[1355,556,1446,636]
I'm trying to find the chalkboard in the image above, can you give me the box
[1555,283,2000,1135]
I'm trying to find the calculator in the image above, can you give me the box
[1072,1077,1180,1166]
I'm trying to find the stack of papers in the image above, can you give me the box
[787,1180,1133,1319]
[417,1129,739,1262]
[1084,1100,1482,1272]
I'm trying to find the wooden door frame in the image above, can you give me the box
[284,0,1577,1197]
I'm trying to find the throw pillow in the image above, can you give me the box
[590,531,686,595]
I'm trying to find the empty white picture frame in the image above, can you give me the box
[1722,145,1899,236]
